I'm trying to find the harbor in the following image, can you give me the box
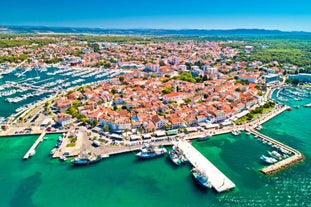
[248,129,304,174]
[174,139,236,193]
[0,65,131,119]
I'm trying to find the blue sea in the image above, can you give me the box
[0,81,310,206]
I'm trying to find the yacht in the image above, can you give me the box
[260,155,277,164]
[268,151,283,160]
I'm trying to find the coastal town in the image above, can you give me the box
[2,0,311,205]
[0,34,310,193]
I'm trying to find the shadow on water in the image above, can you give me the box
[10,172,42,207]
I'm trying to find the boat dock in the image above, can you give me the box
[174,140,235,193]
[248,129,304,174]
[23,132,46,159]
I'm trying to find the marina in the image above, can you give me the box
[0,66,130,119]
[174,140,235,193]
[248,129,304,174]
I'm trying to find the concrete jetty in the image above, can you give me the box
[23,132,46,159]
[248,129,304,174]
[174,140,235,193]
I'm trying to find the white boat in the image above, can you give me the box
[29,150,36,157]
[232,130,240,136]
[136,144,167,159]
[60,156,67,161]
[256,125,263,131]
[268,151,283,160]
[260,155,277,164]
[50,148,57,155]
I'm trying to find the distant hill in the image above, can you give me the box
[0,26,310,36]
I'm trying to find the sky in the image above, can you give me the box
[1,0,311,31]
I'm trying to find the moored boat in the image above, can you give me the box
[29,150,36,157]
[255,125,263,131]
[268,151,283,160]
[136,144,167,159]
[197,133,212,141]
[60,156,67,161]
[168,146,187,166]
[260,155,277,164]
[232,130,240,136]
[50,148,57,155]
[71,153,104,166]
[191,168,212,189]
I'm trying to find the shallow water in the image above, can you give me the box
[0,91,310,207]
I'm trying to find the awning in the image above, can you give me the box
[185,127,198,132]
[130,135,141,141]
[166,129,178,136]
[155,131,166,137]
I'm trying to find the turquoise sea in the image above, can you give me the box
[0,92,310,207]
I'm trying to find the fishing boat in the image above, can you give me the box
[260,155,277,164]
[136,144,167,159]
[55,139,62,148]
[191,168,212,189]
[71,153,104,166]
[168,146,187,166]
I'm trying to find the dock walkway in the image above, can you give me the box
[248,129,304,174]
[23,132,46,159]
[174,140,235,193]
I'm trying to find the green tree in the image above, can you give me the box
[119,76,124,82]
[90,120,98,127]
[103,125,110,132]
[111,88,117,95]
[184,98,191,104]
[162,87,173,94]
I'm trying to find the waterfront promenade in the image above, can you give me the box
[1,97,304,175]
[174,139,236,193]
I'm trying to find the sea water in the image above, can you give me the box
[0,94,310,207]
